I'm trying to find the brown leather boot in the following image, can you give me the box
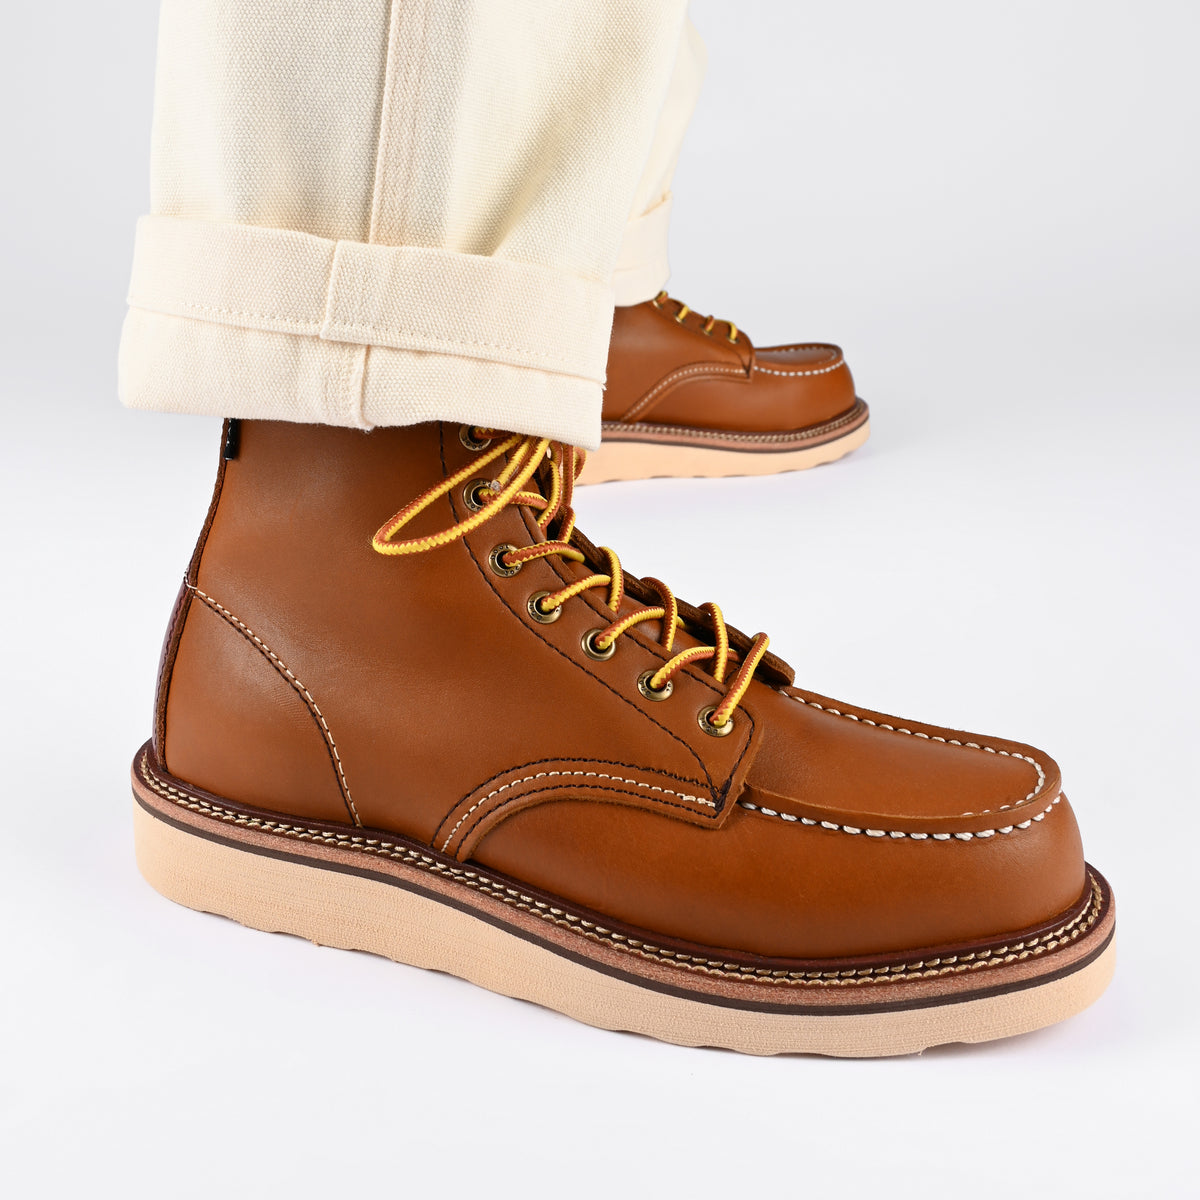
[580,292,870,483]
[132,419,1112,1055]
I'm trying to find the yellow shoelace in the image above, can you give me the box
[372,430,769,732]
[652,290,739,344]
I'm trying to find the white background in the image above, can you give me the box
[2,2,1198,1196]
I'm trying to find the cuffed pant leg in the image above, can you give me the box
[611,18,707,307]
[119,0,691,448]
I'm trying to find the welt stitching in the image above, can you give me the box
[189,588,361,826]
[442,773,714,852]
[620,363,745,423]
[738,794,1061,840]
[786,693,1047,815]
[605,403,865,445]
[139,753,1101,988]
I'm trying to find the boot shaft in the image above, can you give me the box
[156,419,761,843]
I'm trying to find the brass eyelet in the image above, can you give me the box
[698,705,734,736]
[637,671,674,701]
[462,479,492,512]
[527,591,562,624]
[489,544,522,577]
[581,629,616,661]
[459,425,490,451]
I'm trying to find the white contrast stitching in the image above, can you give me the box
[786,693,1047,815]
[737,793,1061,840]
[604,402,866,445]
[756,344,839,356]
[754,362,844,378]
[189,587,361,825]
[442,770,712,851]
[753,360,845,378]
[138,753,1101,988]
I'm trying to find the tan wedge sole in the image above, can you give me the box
[132,747,1115,1057]
[579,406,870,485]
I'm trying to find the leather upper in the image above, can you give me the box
[159,420,1086,961]
[602,296,858,433]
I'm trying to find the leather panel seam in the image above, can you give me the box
[154,580,192,763]
[443,773,718,856]
[188,586,361,826]
[618,363,747,424]
[433,758,713,849]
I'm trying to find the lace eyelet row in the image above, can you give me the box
[651,293,738,344]
[487,543,740,736]
[382,431,764,736]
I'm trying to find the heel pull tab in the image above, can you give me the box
[223,418,242,461]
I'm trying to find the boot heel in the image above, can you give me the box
[133,792,428,956]
[133,793,325,942]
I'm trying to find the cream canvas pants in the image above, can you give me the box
[119,1,705,449]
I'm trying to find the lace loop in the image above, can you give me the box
[373,433,547,556]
